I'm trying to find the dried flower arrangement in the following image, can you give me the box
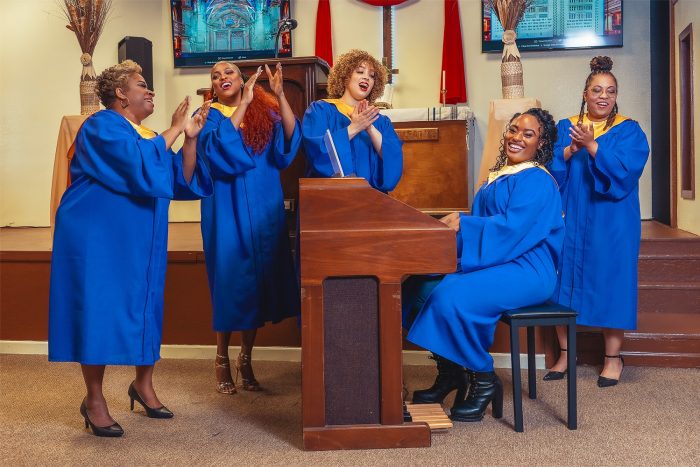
[59,0,113,114]
[488,0,532,99]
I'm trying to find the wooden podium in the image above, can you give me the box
[298,178,456,450]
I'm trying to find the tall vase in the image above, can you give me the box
[500,30,524,99]
[79,53,100,115]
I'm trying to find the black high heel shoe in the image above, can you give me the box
[450,371,503,422]
[80,400,124,437]
[128,382,174,418]
[543,348,568,381]
[597,355,625,388]
[412,353,468,405]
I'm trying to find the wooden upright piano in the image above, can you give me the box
[298,178,456,450]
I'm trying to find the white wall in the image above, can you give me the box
[0,0,653,226]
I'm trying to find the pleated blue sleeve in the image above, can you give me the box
[196,107,256,179]
[74,111,175,198]
[271,118,302,170]
[171,148,213,200]
[302,101,354,177]
[548,119,572,188]
[587,120,649,200]
[458,169,560,273]
[368,115,403,192]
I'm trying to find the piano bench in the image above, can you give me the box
[499,302,578,432]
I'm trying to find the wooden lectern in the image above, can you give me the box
[298,178,456,451]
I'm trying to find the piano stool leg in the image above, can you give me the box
[527,326,536,400]
[509,323,524,433]
[566,318,577,430]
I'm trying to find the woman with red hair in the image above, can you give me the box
[198,61,300,395]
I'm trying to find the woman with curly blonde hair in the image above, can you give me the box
[302,49,403,191]
[49,60,212,436]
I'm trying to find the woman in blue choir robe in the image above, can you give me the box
[404,109,564,422]
[544,57,650,388]
[198,61,301,395]
[49,60,212,437]
[302,49,403,192]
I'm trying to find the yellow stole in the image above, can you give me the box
[568,114,629,139]
[487,161,556,186]
[126,119,157,139]
[211,102,238,118]
[322,98,354,118]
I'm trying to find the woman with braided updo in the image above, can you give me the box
[545,56,650,387]
[403,109,564,422]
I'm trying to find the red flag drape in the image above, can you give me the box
[315,0,333,66]
[441,0,467,104]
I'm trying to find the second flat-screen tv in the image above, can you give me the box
[482,0,623,53]
[171,0,292,68]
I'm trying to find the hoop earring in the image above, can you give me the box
[120,98,130,109]
[533,148,543,164]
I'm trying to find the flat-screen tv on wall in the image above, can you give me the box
[171,0,292,68]
[482,0,623,53]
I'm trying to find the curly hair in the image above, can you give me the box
[95,59,142,108]
[578,56,619,130]
[326,49,387,103]
[210,62,280,155]
[491,108,558,172]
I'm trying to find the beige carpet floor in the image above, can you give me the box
[1,354,699,466]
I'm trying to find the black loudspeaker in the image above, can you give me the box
[118,36,153,92]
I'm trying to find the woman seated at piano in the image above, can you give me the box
[301,49,403,192]
[402,108,565,423]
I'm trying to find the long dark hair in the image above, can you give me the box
[577,56,619,130]
[490,108,558,172]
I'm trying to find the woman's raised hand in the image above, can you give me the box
[349,99,380,134]
[265,63,284,98]
[570,123,594,150]
[171,96,191,132]
[185,100,211,139]
[241,66,263,106]
[439,212,462,232]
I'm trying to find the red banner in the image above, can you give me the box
[441,0,467,104]
[315,0,333,66]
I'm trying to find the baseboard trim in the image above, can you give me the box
[0,341,546,369]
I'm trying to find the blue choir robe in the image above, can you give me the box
[198,104,301,331]
[549,115,650,329]
[49,109,213,365]
[406,165,565,372]
[301,99,403,192]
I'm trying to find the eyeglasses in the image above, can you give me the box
[587,86,617,97]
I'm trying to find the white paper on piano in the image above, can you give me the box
[323,129,345,177]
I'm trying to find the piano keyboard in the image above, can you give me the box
[404,403,453,431]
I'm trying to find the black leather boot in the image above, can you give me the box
[450,370,503,422]
[412,353,468,405]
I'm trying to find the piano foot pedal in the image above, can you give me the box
[404,403,453,431]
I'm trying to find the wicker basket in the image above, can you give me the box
[501,59,524,99]
[500,30,524,99]
[79,54,100,115]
